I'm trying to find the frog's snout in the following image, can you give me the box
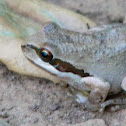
[21,44,30,50]
[21,44,38,51]
[21,44,33,56]
[21,44,32,49]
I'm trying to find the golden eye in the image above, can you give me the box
[39,48,53,62]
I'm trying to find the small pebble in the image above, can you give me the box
[28,104,39,112]
[0,119,11,126]
[33,118,38,124]
[49,104,60,111]
[0,112,9,118]
[6,107,13,111]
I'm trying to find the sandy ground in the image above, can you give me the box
[1,0,126,126]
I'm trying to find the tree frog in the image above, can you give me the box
[21,22,126,112]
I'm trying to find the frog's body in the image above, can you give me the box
[73,24,126,94]
[22,22,126,112]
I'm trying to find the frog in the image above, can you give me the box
[21,22,126,112]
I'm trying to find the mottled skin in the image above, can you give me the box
[22,22,126,112]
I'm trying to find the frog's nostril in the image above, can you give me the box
[26,44,33,47]
[21,44,32,48]
[21,45,26,48]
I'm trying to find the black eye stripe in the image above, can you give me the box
[49,58,90,77]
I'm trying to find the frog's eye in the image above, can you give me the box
[39,48,53,62]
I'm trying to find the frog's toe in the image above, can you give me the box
[121,76,126,91]
[109,104,126,112]
[80,77,110,103]
[75,93,88,103]
[99,93,126,112]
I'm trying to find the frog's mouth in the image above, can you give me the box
[21,44,90,81]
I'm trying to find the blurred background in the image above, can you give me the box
[0,0,126,39]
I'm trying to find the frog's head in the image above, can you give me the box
[21,22,89,83]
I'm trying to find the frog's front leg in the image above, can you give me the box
[77,77,111,111]
[121,76,126,91]
[80,77,110,104]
